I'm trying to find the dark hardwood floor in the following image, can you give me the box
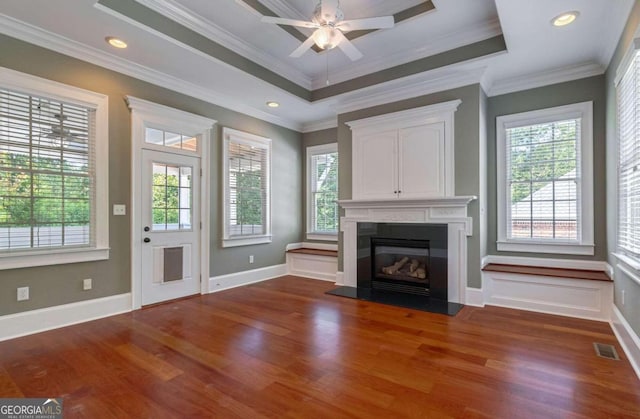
[1,276,639,418]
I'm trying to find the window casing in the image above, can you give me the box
[222,128,271,247]
[616,41,640,265]
[496,102,594,255]
[307,143,339,240]
[0,67,108,270]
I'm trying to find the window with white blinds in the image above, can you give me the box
[616,47,640,260]
[0,68,108,269]
[222,128,271,247]
[307,143,338,240]
[496,102,594,255]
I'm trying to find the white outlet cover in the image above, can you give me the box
[113,204,126,216]
[17,286,29,301]
[83,278,92,290]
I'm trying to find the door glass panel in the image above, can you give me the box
[145,128,164,146]
[144,127,199,152]
[152,162,192,231]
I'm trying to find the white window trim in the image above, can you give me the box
[496,101,594,255]
[0,67,109,270]
[306,143,338,241]
[222,127,272,248]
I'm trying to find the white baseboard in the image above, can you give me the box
[209,264,288,293]
[611,305,640,380]
[482,255,609,271]
[482,270,612,321]
[465,287,485,307]
[287,252,337,282]
[335,271,345,286]
[0,293,132,342]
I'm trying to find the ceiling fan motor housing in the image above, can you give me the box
[312,2,344,25]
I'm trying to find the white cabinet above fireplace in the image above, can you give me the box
[346,100,461,201]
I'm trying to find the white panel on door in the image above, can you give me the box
[399,123,445,198]
[354,130,397,200]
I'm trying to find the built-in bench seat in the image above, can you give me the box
[286,244,338,282]
[480,261,613,321]
[482,263,611,282]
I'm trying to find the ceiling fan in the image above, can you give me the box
[261,0,395,61]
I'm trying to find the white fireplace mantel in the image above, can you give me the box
[339,196,477,304]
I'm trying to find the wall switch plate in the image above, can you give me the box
[83,278,92,291]
[249,255,254,264]
[113,204,126,216]
[17,286,29,301]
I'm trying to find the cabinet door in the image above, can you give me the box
[398,122,445,198]
[353,130,398,200]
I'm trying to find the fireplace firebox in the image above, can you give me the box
[356,223,449,301]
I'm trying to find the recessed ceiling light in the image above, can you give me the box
[105,36,128,49]
[552,11,579,27]
[266,101,280,108]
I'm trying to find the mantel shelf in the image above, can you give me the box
[338,196,477,209]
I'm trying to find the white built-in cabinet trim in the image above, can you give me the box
[346,100,461,201]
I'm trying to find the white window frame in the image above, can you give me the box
[0,67,109,270]
[306,143,339,241]
[496,101,594,255]
[222,127,272,248]
[614,38,640,269]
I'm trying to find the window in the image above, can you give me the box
[307,143,339,240]
[616,42,640,264]
[222,128,271,247]
[496,102,593,255]
[0,67,108,269]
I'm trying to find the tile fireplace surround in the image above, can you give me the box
[339,197,477,304]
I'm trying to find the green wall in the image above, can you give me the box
[0,34,303,315]
[486,75,607,261]
[605,0,640,336]
[301,128,338,244]
[336,84,484,288]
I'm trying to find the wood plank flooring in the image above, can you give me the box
[1,276,639,418]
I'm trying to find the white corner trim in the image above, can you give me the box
[610,305,640,380]
[301,118,338,133]
[482,255,610,271]
[208,264,288,293]
[286,242,303,251]
[0,293,132,342]
[465,287,485,307]
[488,62,604,97]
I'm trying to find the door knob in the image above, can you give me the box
[143,237,151,243]
[144,226,150,232]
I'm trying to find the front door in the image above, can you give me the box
[140,149,201,305]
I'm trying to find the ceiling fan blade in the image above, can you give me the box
[290,34,317,58]
[337,16,395,32]
[261,16,318,29]
[334,30,363,61]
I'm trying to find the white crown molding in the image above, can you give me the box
[302,117,337,132]
[312,18,502,90]
[0,13,302,131]
[488,62,605,97]
[135,0,312,89]
[333,64,488,115]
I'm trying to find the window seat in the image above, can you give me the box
[480,261,612,321]
[482,263,611,282]
[286,245,338,282]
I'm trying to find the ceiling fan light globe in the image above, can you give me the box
[313,26,339,50]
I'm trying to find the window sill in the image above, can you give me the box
[612,252,640,271]
[497,241,594,256]
[306,233,338,242]
[222,235,272,248]
[0,247,110,270]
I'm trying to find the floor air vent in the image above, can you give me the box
[593,342,620,360]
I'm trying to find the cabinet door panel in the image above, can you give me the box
[353,130,397,200]
[398,122,445,198]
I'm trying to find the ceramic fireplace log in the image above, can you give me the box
[381,257,409,275]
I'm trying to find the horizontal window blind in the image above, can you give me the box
[310,151,338,233]
[227,140,268,237]
[505,118,580,241]
[0,88,95,251]
[617,51,640,257]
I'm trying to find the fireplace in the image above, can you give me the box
[357,222,448,300]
